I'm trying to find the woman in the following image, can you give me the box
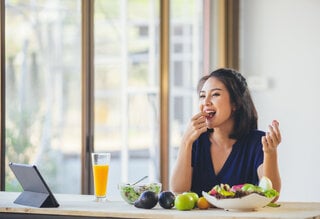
[170,68,281,198]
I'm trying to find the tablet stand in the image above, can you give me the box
[14,191,57,208]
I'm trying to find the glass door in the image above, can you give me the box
[94,0,160,199]
[5,0,82,193]
[3,0,206,197]
[169,0,204,176]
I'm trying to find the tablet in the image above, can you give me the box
[9,162,59,208]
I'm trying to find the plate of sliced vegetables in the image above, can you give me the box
[202,176,279,211]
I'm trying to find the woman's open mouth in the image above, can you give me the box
[206,111,216,119]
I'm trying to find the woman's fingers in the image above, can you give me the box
[262,135,275,153]
[267,120,281,145]
[190,112,207,128]
[262,120,281,153]
[184,112,208,143]
[191,111,206,120]
[271,120,281,143]
[261,136,268,151]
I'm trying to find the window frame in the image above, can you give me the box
[0,0,6,191]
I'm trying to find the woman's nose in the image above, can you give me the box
[204,95,212,105]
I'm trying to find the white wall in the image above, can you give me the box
[240,0,320,202]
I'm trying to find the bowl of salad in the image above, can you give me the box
[118,182,162,204]
[202,176,279,211]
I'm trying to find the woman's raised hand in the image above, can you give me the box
[262,120,281,153]
[181,112,208,145]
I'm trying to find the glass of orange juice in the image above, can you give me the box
[92,152,111,202]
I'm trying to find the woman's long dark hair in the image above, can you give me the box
[197,68,258,139]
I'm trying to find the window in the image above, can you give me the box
[94,0,160,199]
[4,0,82,193]
[169,0,204,170]
[2,0,205,199]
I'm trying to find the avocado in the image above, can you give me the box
[134,191,158,209]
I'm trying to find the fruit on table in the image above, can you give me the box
[174,193,194,211]
[158,191,175,209]
[134,191,158,209]
[197,197,210,210]
[182,192,199,208]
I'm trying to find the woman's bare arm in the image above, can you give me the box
[170,112,208,193]
[258,120,282,200]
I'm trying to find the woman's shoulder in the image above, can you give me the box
[237,129,265,147]
[248,129,266,138]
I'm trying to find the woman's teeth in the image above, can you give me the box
[207,112,215,118]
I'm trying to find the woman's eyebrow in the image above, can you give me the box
[200,88,223,93]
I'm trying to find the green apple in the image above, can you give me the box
[174,194,194,211]
[183,192,199,208]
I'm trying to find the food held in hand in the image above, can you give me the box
[134,191,158,209]
[158,191,175,209]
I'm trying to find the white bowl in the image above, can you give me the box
[202,191,273,211]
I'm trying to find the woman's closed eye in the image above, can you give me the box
[199,93,220,99]
[199,93,206,99]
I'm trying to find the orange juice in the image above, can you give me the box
[93,164,109,197]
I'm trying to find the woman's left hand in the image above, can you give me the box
[262,120,281,153]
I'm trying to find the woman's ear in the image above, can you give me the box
[232,104,237,112]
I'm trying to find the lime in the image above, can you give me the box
[174,194,194,211]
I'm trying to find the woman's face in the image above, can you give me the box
[199,77,235,129]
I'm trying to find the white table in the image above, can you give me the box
[1,192,320,219]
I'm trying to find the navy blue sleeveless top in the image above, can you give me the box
[191,130,265,197]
